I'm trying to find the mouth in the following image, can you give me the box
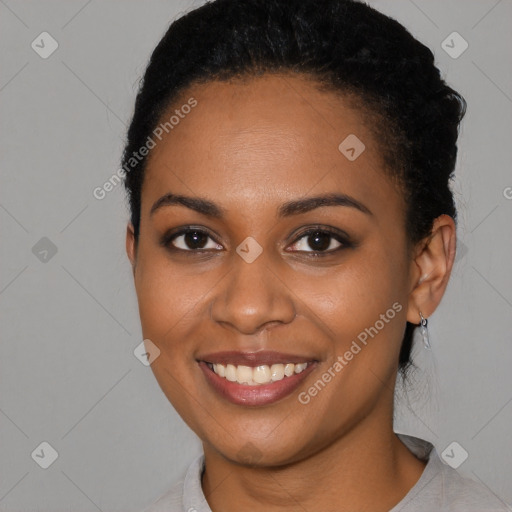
[197,351,318,406]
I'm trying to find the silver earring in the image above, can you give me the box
[419,311,431,349]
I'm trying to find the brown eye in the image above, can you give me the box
[165,229,223,251]
[305,231,335,251]
[288,228,350,254]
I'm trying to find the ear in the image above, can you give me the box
[126,222,137,276]
[406,214,457,324]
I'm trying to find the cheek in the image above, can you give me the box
[293,260,407,420]
[133,246,222,358]
[133,251,211,419]
[304,261,403,332]
[133,246,192,337]
[297,246,408,373]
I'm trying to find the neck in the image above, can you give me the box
[201,408,426,512]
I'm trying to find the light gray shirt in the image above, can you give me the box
[143,434,511,511]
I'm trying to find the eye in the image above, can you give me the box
[162,226,351,255]
[163,228,223,252]
[288,228,349,254]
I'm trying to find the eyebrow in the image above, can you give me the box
[150,192,372,218]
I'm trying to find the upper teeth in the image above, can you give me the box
[208,362,309,385]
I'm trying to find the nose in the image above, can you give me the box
[210,250,296,335]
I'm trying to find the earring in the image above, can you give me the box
[419,311,431,349]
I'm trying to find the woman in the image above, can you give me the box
[122,0,510,510]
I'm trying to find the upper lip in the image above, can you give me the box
[197,350,318,367]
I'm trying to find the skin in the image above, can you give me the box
[126,73,456,512]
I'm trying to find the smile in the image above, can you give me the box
[197,352,318,406]
[206,361,309,385]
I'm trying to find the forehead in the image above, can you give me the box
[142,73,401,217]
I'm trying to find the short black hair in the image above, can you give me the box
[122,0,466,378]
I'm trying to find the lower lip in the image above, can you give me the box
[198,361,317,406]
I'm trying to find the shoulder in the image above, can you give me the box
[140,454,208,512]
[435,462,511,511]
[141,478,184,512]
[394,434,511,512]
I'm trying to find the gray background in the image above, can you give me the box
[1,0,511,510]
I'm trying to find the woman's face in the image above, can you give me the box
[127,73,419,465]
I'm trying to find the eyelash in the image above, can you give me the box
[160,226,353,257]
